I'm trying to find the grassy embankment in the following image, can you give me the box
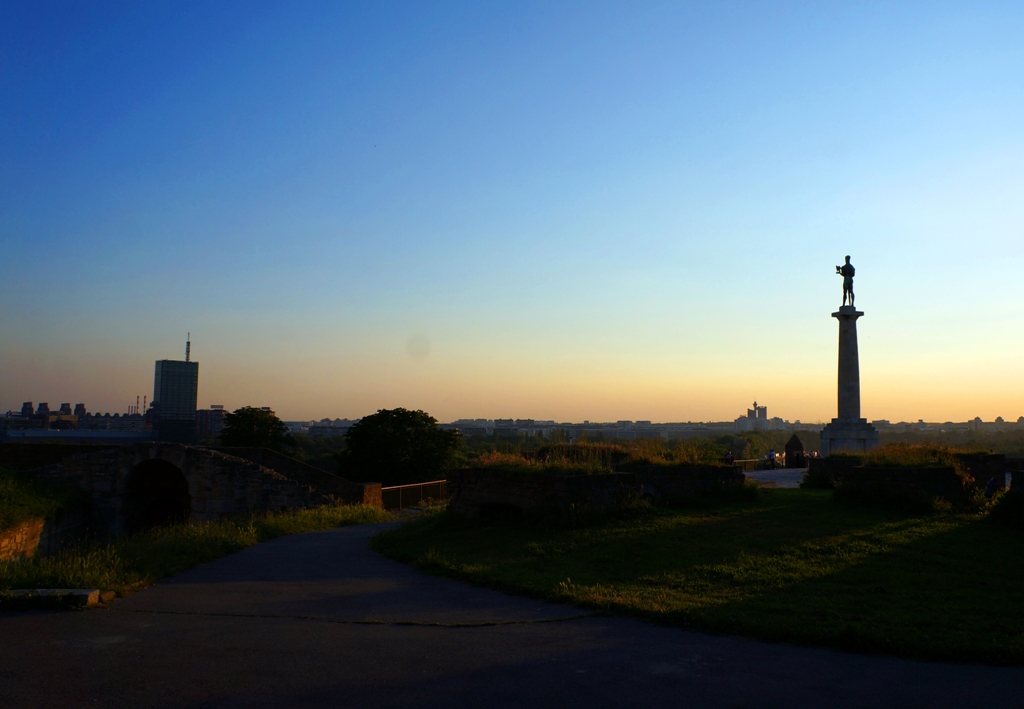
[0,468,394,596]
[372,488,1024,665]
[0,469,86,533]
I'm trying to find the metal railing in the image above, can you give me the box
[380,480,448,510]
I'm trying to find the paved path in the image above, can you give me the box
[2,523,1022,708]
[745,467,807,488]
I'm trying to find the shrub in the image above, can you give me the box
[670,437,727,465]
[338,408,463,485]
[471,449,611,475]
[620,437,726,466]
[534,443,628,469]
[218,407,295,451]
[861,443,961,469]
[469,439,730,475]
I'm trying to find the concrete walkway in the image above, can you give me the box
[2,523,1022,708]
[745,467,807,488]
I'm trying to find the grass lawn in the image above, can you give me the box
[1,504,394,597]
[371,489,1024,665]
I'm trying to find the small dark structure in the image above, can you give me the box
[784,434,806,468]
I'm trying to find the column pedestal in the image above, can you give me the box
[820,418,879,456]
[820,305,878,456]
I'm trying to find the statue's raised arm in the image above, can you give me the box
[836,255,855,307]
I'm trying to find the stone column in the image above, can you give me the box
[835,306,862,420]
[820,306,878,456]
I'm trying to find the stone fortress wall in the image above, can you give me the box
[0,442,382,558]
[807,453,1021,504]
[448,464,746,519]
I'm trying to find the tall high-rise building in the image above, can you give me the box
[153,338,199,443]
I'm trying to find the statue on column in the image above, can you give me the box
[836,255,855,307]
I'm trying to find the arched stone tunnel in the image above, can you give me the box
[123,458,192,533]
[30,443,381,537]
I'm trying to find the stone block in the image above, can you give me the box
[820,418,878,457]
[0,588,100,609]
[0,518,45,560]
[835,466,969,506]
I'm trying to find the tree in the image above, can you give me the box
[338,408,462,486]
[219,407,295,451]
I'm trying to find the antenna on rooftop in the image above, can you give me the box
[186,333,191,362]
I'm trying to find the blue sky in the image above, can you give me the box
[2,2,1023,422]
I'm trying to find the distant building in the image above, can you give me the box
[195,405,226,440]
[78,412,146,432]
[1,400,150,437]
[153,357,199,443]
[734,401,768,431]
[747,402,768,430]
[47,413,78,430]
[307,418,357,438]
[452,419,492,428]
[2,403,45,431]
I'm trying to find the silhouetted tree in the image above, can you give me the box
[219,407,294,451]
[338,408,462,485]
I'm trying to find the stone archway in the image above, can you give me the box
[32,442,355,538]
[123,458,192,533]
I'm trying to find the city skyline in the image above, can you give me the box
[6,383,1024,430]
[3,3,1023,423]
